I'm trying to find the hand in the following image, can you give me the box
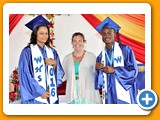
[96,62,104,70]
[41,92,50,99]
[44,58,57,69]
[102,66,115,73]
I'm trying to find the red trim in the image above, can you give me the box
[9,14,24,35]
[81,14,145,63]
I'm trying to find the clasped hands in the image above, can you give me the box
[44,58,57,69]
[96,62,115,73]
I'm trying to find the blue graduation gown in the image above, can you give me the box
[95,44,138,104]
[18,45,64,104]
[136,64,145,90]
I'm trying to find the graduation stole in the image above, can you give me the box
[30,44,57,104]
[101,42,131,104]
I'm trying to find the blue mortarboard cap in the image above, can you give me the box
[96,17,121,33]
[25,15,50,31]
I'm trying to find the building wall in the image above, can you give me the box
[9,14,103,75]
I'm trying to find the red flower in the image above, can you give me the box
[49,21,54,28]
[50,32,54,37]
[14,81,19,88]
[9,91,16,101]
[13,70,18,74]
[13,75,18,80]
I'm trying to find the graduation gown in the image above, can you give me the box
[18,45,64,104]
[95,44,138,104]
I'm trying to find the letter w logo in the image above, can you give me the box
[114,56,122,64]
[34,56,42,64]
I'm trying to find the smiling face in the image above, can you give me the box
[36,26,49,45]
[72,35,85,52]
[101,27,115,45]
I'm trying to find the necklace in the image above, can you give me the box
[105,45,114,66]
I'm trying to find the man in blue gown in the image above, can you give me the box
[18,15,64,104]
[94,17,138,104]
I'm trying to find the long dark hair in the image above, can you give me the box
[28,25,50,47]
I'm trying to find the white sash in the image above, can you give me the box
[102,49,107,104]
[31,44,57,104]
[101,42,131,104]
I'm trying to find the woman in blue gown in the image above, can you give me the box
[18,15,64,104]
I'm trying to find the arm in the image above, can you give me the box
[114,45,138,91]
[62,56,68,82]
[18,47,46,103]
[94,53,104,89]
[44,58,57,69]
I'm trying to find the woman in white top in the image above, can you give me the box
[62,32,101,104]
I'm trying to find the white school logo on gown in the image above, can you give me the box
[31,44,57,104]
[101,42,131,104]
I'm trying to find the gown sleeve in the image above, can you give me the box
[114,45,138,91]
[62,56,68,82]
[18,47,46,104]
[94,52,104,89]
[52,48,65,87]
